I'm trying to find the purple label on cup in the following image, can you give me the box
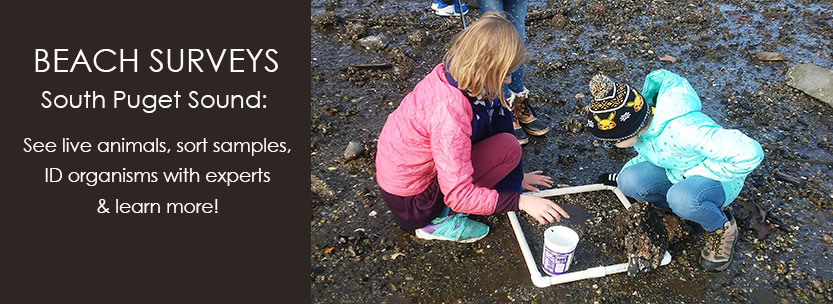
[542,246,574,275]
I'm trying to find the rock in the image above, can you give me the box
[344,141,365,160]
[388,47,414,67]
[811,280,824,293]
[345,22,367,40]
[311,174,335,200]
[406,31,428,48]
[358,35,386,50]
[551,14,567,29]
[822,233,833,245]
[587,2,606,20]
[560,118,584,135]
[323,0,339,11]
[594,56,624,72]
[776,262,788,275]
[786,64,833,107]
[658,54,678,63]
[612,201,681,277]
[682,11,709,24]
[312,11,339,31]
[756,51,790,61]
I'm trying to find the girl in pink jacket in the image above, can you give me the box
[375,13,569,243]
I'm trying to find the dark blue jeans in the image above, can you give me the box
[618,162,728,231]
[477,0,527,95]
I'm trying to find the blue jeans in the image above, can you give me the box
[478,0,527,95]
[618,162,728,231]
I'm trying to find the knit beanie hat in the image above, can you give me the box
[585,74,650,142]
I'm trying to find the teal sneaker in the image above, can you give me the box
[415,213,489,243]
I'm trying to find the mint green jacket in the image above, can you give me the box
[621,70,764,207]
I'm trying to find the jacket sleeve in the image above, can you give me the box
[429,94,500,215]
[681,114,764,182]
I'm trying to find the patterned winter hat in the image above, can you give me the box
[585,74,650,142]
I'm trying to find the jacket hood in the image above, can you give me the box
[640,69,702,137]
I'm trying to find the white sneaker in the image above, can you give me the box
[435,1,468,17]
[430,0,440,10]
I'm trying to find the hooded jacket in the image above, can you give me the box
[621,69,764,207]
[375,63,521,215]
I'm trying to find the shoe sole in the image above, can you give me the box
[415,229,488,243]
[522,125,550,137]
[700,229,739,272]
[435,11,467,17]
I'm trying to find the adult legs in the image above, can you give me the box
[502,0,527,93]
[477,0,526,95]
[477,0,505,14]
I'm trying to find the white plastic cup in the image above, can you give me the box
[542,226,579,275]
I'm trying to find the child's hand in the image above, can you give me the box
[519,194,570,225]
[522,170,553,192]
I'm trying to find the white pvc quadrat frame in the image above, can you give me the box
[507,184,672,287]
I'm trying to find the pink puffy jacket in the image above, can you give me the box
[375,63,499,215]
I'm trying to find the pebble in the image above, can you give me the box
[551,14,567,29]
[358,35,386,50]
[811,280,824,293]
[406,30,428,48]
[821,234,832,244]
[345,22,367,40]
[594,56,623,72]
[312,11,339,31]
[344,141,365,160]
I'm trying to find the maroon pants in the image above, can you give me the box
[380,133,521,230]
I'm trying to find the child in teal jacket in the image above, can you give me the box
[586,70,764,272]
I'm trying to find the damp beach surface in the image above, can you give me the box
[310,0,833,302]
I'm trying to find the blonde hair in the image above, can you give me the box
[443,12,527,109]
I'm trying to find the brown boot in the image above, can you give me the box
[700,211,738,272]
[511,88,550,136]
